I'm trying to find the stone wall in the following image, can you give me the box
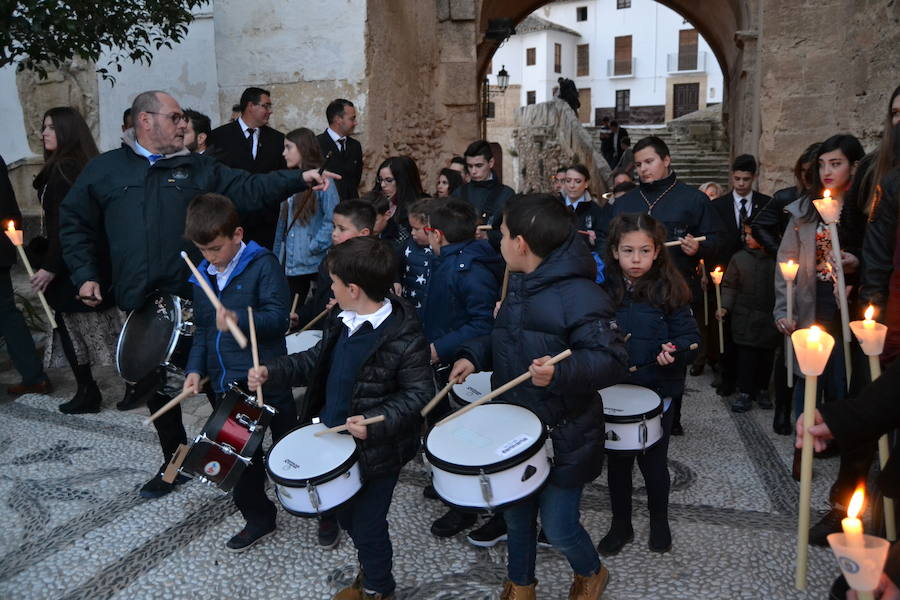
[513,99,611,195]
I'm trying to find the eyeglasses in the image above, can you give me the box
[255,102,274,110]
[376,176,396,185]
[146,111,188,125]
[423,226,443,236]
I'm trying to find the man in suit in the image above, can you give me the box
[601,121,629,168]
[317,99,363,201]
[710,154,771,404]
[207,87,287,248]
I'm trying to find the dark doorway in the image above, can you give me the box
[673,82,699,118]
[615,89,630,122]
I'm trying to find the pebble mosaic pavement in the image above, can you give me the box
[0,362,850,600]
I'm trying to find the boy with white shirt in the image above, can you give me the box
[249,236,433,600]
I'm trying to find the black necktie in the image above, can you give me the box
[739,198,748,226]
[338,138,346,153]
[246,128,255,155]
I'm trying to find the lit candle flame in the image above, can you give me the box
[6,220,14,232]
[713,266,722,274]
[848,488,865,519]
[808,325,822,343]
[788,259,794,267]
[823,189,832,200]
[864,305,875,321]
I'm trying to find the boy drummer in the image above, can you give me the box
[450,194,627,599]
[249,236,433,600]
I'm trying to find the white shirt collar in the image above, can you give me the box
[566,192,589,208]
[238,117,256,136]
[732,190,750,204]
[338,299,393,337]
[133,139,160,163]
[326,127,344,143]
[206,241,247,290]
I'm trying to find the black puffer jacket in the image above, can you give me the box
[861,170,900,312]
[264,296,434,478]
[458,232,628,488]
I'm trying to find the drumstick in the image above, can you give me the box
[299,306,330,333]
[290,293,300,315]
[500,267,510,303]
[314,414,386,436]
[628,343,699,372]
[421,377,458,417]
[247,306,264,407]
[180,251,248,348]
[476,225,493,231]
[663,235,706,248]
[437,348,573,427]
[144,377,209,424]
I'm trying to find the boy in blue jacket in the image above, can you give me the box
[450,193,627,599]
[182,193,297,552]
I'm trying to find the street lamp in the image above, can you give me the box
[482,65,510,138]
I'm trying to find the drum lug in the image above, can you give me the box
[197,433,252,465]
[235,413,257,432]
[605,430,620,442]
[639,419,648,452]
[478,469,494,508]
[308,483,322,512]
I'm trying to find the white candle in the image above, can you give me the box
[842,489,866,548]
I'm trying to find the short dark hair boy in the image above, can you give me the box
[504,193,574,258]
[185,193,240,244]
[632,136,670,159]
[427,199,476,245]
[464,139,493,161]
[326,236,397,302]
[732,154,757,175]
[333,200,376,233]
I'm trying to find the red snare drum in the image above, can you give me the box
[180,382,275,491]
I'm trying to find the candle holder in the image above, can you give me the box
[780,260,800,388]
[827,533,890,600]
[812,190,852,390]
[792,325,835,589]
[850,308,895,541]
[710,266,724,354]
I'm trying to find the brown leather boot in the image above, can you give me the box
[500,579,538,600]
[333,571,363,600]
[568,565,610,599]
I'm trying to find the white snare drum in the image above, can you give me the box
[450,371,493,404]
[599,384,663,454]
[424,403,551,512]
[265,423,362,517]
[285,330,323,355]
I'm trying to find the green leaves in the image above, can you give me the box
[1,0,208,84]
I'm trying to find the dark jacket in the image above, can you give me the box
[861,170,899,313]
[33,159,114,312]
[185,241,290,395]
[59,130,308,311]
[710,190,771,268]
[613,171,725,293]
[611,285,700,399]
[207,121,288,249]
[721,248,780,349]
[752,186,798,255]
[0,156,22,268]
[458,233,628,487]
[399,238,433,315]
[317,131,363,201]
[452,178,516,250]
[296,258,334,328]
[422,239,504,363]
[264,296,434,478]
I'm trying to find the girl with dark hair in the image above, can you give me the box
[435,167,463,198]
[30,107,120,414]
[274,127,340,313]
[600,213,699,555]
[372,155,425,241]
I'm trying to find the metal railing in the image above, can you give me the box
[607,58,636,77]
[667,51,708,73]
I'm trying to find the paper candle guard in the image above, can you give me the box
[827,533,890,593]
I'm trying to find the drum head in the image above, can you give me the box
[426,404,544,468]
[599,384,662,422]
[285,330,323,354]
[451,371,493,404]
[267,423,356,484]
[116,293,181,383]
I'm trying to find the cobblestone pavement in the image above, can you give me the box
[0,357,849,599]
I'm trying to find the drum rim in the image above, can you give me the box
[604,439,663,454]
[424,408,548,476]
[432,477,551,514]
[115,292,184,383]
[265,422,359,487]
[273,484,362,518]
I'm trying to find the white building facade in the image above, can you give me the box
[488,0,724,125]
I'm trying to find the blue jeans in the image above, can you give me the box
[336,471,400,596]
[503,482,601,586]
[0,267,46,385]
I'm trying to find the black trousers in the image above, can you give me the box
[230,389,298,530]
[606,407,674,520]
[735,345,775,397]
[287,273,317,310]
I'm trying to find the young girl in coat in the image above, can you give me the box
[600,213,700,555]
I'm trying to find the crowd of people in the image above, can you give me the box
[1,82,899,600]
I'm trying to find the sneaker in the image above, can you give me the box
[466,513,507,547]
[596,520,633,556]
[138,469,189,499]
[423,484,439,500]
[431,509,476,538]
[318,515,342,549]
[537,528,552,548]
[809,507,844,547]
[226,524,275,552]
[648,518,672,553]
[730,393,752,413]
